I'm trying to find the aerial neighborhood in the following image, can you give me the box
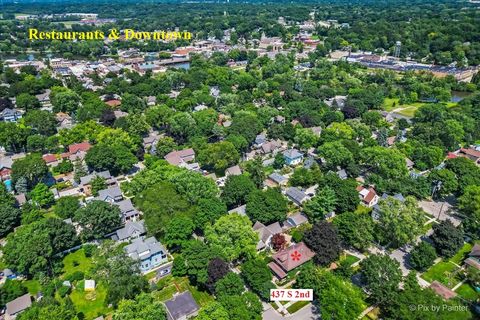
[0,1,480,320]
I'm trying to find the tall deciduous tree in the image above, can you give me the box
[74,201,121,241]
[431,220,464,258]
[304,221,341,266]
[221,174,256,208]
[360,254,402,305]
[205,214,257,262]
[246,188,287,225]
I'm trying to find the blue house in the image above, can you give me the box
[283,149,304,166]
[124,237,168,272]
[0,108,22,122]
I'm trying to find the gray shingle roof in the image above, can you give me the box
[6,294,32,316]
[124,236,165,261]
[114,220,146,241]
[79,170,112,186]
[286,187,307,204]
[97,186,122,202]
[165,291,199,320]
[269,173,287,184]
[283,148,303,159]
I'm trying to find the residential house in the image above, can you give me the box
[464,243,480,270]
[115,198,140,222]
[164,291,200,320]
[79,170,114,195]
[228,204,247,216]
[42,154,59,167]
[35,89,51,108]
[68,142,92,161]
[5,294,32,320]
[56,112,73,130]
[337,168,348,180]
[253,221,283,251]
[283,149,303,166]
[225,165,242,176]
[357,186,379,208]
[254,134,267,148]
[96,186,123,203]
[124,236,168,272]
[268,242,315,279]
[0,156,13,181]
[267,173,288,186]
[286,187,308,206]
[430,281,457,300]
[111,220,146,242]
[259,140,284,155]
[143,131,162,154]
[458,148,480,165]
[165,148,196,167]
[405,158,415,170]
[283,213,308,229]
[0,108,23,122]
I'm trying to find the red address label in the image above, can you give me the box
[270,289,313,301]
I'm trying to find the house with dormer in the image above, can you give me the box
[124,237,168,272]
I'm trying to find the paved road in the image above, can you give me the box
[419,200,462,226]
[262,302,319,320]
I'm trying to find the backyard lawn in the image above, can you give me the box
[456,283,479,301]
[153,276,213,307]
[342,254,360,266]
[421,261,460,287]
[62,248,93,279]
[69,281,111,320]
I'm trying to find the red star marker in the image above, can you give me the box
[291,250,302,261]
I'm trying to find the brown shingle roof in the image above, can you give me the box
[429,281,457,300]
[270,242,315,273]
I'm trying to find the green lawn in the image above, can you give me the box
[342,254,360,266]
[23,279,41,295]
[62,248,93,279]
[422,261,460,287]
[383,98,400,111]
[69,281,111,320]
[456,283,479,301]
[153,276,213,307]
[287,300,309,314]
[396,106,418,117]
[450,243,473,265]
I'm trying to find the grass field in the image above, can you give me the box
[62,248,93,279]
[153,276,213,307]
[70,281,111,320]
[342,254,361,266]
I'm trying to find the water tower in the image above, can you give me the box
[394,41,401,58]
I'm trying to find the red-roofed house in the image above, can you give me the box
[447,152,457,159]
[42,154,58,166]
[357,186,379,207]
[68,142,92,161]
[268,242,315,279]
[430,281,457,300]
[458,148,480,165]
